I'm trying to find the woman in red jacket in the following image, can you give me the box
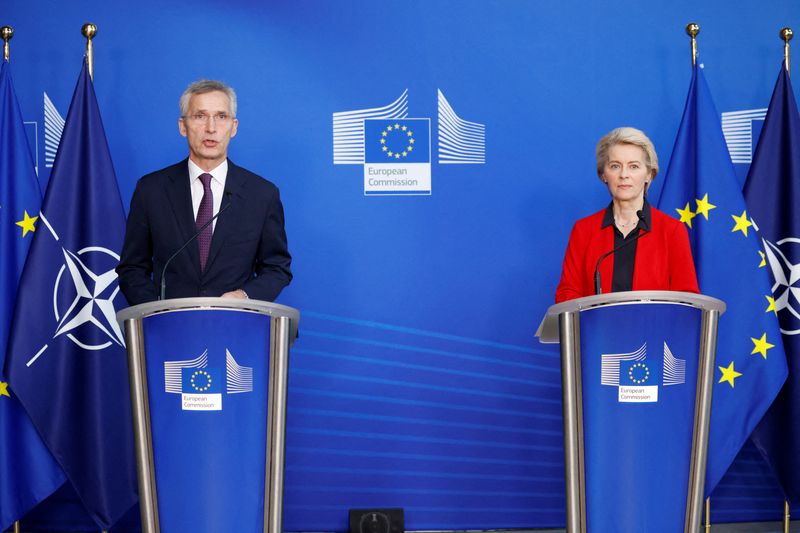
[555,127,699,303]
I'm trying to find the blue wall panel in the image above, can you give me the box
[3,0,798,530]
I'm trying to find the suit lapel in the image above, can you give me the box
[204,160,247,275]
[164,160,202,276]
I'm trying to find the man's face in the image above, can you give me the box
[178,90,238,170]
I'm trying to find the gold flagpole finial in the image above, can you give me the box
[81,23,97,80]
[781,27,793,75]
[1,26,13,62]
[686,23,700,67]
[704,497,711,532]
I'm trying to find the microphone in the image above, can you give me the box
[593,209,647,295]
[159,192,233,301]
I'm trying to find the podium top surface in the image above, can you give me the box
[117,297,300,342]
[536,291,725,343]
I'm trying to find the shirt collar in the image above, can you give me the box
[602,198,652,231]
[188,158,228,186]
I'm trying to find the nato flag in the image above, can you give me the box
[0,60,65,531]
[3,59,137,529]
[744,64,800,505]
[656,65,787,496]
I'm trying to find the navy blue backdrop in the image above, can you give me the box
[3,0,799,530]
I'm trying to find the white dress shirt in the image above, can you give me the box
[188,159,227,232]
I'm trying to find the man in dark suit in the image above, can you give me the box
[117,80,292,305]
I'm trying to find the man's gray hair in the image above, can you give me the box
[179,79,237,118]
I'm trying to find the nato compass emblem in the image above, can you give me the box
[26,215,125,367]
[762,237,800,335]
[600,342,686,403]
[164,349,254,411]
[53,245,125,350]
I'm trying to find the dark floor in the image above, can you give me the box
[413,525,800,533]
[10,526,800,533]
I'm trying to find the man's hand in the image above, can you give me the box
[221,289,248,299]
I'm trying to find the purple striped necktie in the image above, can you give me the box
[196,172,214,271]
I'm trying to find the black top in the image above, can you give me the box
[601,200,652,292]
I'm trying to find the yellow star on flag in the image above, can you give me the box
[759,250,766,267]
[15,210,39,237]
[676,202,697,228]
[381,131,387,137]
[718,361,742,388]
[394,123,400,129]
[694,193,717,220]
[401,125,407,131]
[765,295,778,316]
[750,333,775,359]
[732,210,753,237]
[0,381,9,398]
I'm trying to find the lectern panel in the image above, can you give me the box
[141,308,271,533]
[580,303,701,532]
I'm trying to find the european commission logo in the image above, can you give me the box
[364,118,431,195]
[721,108,767,164]
[333,89,485,196]
[164,349,254,411]
[600,342,686,403]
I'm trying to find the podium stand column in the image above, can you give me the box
[685,309,721,532]
[125,317,160,531]
[265,315,292,533]
[559,311,585,533]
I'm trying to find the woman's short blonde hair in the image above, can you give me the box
[595,127,659,181]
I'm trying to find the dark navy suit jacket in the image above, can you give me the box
[116,159,292,305]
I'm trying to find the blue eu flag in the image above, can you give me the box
[182,367,222,394]
[364,119,430,163]
[0,61,65,531]
[619,359,654,386]
[656,66,788,495]
[3,60,137,529]
[744,64,800,505]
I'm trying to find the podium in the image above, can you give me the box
[537,291,725,533]
[117,298,300,533]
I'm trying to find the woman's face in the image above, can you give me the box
[602,143,651,204]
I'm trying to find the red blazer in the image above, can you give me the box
[555,206,699,303]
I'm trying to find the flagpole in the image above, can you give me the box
[80,25,110,532]
[779,33,793,533]
[686,22,700,67]
[704,497,711,532]
[84,24,105,531]
[781,27,793,76]
[1,25,12,62]
[783,499,790,533]
[3,28,20,533]
[81,23,96,80]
